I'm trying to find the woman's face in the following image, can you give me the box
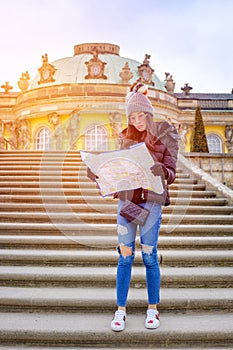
[129,112,147,131]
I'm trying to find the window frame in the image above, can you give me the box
[207,133,223,153]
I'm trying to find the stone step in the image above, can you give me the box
[0,211,233,225]
[0,348,230,350]
[0,235,232,250]
[0,175,197,184]
[0,182,204,191]
[0,159,82,164]
[0,202,231,214]
[0,169,192,179]
[0,222,232,236]
[0,193,218,206]
[0,165,85,170]
[0,151,81,156]
[0,311,232,348]
[0,162,183,174]
[0,286,232,313]
[0,249,232,267]
[0,188,214,198]
[0,265,232,288]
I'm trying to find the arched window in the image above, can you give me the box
[35,127,51,150]
[85,125,108,151]
[207,134,222,153]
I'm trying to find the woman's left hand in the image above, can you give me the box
[150,162,168,178]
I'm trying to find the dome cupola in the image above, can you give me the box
[29,43,166,91]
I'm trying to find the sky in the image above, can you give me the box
[0,0,232,93]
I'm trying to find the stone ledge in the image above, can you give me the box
[0,312,232,348]
[179,153,233,204]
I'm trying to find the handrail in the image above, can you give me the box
[179,153,233,205]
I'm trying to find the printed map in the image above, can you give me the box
[80,143,163,197]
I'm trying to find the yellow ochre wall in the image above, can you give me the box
[186,125,227,153]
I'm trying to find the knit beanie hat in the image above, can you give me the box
[126,82,154,118]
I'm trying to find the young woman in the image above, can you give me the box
[110,82,179,331]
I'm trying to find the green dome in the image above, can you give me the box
[29,43,166,91]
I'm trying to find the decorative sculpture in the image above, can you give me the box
[137,54,154,86]
[109,112,122,137]
[119,62,133,84]
[67,110,80,149]
[38,53,57,84]
[0,119,4,149]
[48,112,62,150]
[17,71,30,92]
[181,83,193,96]
[17,119,31,149]
[6,122,18,149]
[225,124,233,152]
[164,72,176,93]
[85,47,107,79]
[1,82,13,94]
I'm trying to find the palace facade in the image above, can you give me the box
[0,42,233,154]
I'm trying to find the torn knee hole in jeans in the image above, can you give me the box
[117,224,128,236]
[141,244,153,254]
[118,244,132,257]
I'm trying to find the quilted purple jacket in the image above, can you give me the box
[117,121,179,206]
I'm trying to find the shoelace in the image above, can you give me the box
[147,310,159,320]
[114,311,125,322]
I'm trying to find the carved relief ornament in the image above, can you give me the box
[85,48,107,79]
[137,54,154,86]
[38,54,57,84]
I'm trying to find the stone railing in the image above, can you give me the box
[179,153,233,204]
[182,152,233,188]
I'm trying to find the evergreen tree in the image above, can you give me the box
[190,105,209,152]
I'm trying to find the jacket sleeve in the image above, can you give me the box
[161,123,179,185]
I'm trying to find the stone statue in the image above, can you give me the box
[109,112,122,137]
[0,119,4,149]
[177,123,190,150]
[6,122,18,149]
[181,83,193,96]
[48,112,63,150]
[67,110,80,149]
[17,119,31,150]
[54,124,63,150]
[143,54,151,65]
[225,124,233,152]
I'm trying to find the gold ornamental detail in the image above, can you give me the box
[38,54,57,85]
[85,48,107,80]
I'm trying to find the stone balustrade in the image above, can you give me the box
[182,152,233,189]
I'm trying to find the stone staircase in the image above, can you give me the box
[0,150,232,349]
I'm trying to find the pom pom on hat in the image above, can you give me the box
[126,82,154,117]
[130,82,148,95]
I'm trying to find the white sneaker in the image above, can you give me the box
[111,310,126,332]
[145,309,160,329]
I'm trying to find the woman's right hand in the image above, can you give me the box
[87,168,99,181]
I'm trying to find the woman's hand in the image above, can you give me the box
[87,168,99,181]
[150,162,168,178]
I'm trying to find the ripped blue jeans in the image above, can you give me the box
[116,200,162,307]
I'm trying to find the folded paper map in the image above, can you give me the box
[80,142,163,197]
